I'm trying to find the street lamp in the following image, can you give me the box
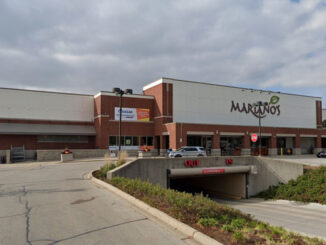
[253,101,268,156]
[113,87,133,152]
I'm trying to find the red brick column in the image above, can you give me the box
[293,135,301,155]
[241,134,251,156]
[212,133,221,156]
[269,134,277,155]
[315,135,322,154]
[159,135,166,156]
[168,123,178,150]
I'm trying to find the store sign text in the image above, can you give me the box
[230,96,281,118]
[184,160,199,168]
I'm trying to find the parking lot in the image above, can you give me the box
[267,155,326,166]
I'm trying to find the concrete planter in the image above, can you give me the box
[138,151,154,158]
[61,153,73,162]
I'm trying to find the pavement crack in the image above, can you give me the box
[0,213,26,219]
[20,186,32,245]
[49,218,148,244]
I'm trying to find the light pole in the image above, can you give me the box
[113,88,133,153]
[253,101,268,156]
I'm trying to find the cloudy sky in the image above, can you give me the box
[0,0,326,104]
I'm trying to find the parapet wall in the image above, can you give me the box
[36,149,112,161]
[107,156,304,197]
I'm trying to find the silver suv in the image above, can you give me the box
[168,146,207,158]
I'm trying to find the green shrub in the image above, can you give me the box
[198,218,218,227]
[98,163,116,178]
[222,224,233,232]
[258,167,326,205]
[232,231,245,242]
[230,218,247,230]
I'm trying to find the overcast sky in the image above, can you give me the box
[0,0,326,104]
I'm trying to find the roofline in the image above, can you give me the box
[144,77,322,100]
[142,78,163,91]
[94,91,154,99]
[0,86,93,97]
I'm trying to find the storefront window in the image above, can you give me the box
[109,136,117,145]
[133,137,138,146]
[125,136,132,145]
[109,136,139,146]
[147,137,153,146]
[220,137,242,156]
[141,136,154,146]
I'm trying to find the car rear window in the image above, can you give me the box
[199,147,205,151]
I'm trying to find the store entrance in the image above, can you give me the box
[220,137,242,156]
[187,135,212,154]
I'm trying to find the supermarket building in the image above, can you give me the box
[0,77,325,159]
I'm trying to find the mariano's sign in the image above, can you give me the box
[230,96,280,118]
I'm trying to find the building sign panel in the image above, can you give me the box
[115,107,150,121]
[230,96,281,118]
[172,80,318,129]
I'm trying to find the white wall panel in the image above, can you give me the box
[0,88,94,122]
[169,79,319,129]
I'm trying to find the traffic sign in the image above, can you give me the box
[251,134,258,142]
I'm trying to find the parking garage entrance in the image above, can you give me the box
[167,166,250,199]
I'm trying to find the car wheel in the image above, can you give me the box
[197,154,203,157]
[175,154,182,157]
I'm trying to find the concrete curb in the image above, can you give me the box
[87,172,223,245]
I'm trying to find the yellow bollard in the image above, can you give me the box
[280,148,283,156]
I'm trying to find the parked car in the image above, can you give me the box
[168,146,207,158]
[316,151,326,158]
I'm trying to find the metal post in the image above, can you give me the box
[259,114,261,157]
[118,93,122,152]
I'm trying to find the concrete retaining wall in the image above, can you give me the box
[36,149,112,161]
[107,156,304,197]
[107,156,250,190]
[248,157,304,196]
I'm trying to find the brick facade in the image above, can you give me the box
[0,80,325,156]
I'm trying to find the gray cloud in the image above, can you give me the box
[0,0,326,103]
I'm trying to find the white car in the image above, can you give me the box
[168,146,207,158]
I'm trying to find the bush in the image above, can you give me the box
[230,218,246,230]
[98,163,116,178]
[232,231,245,242]
[222,224,233,232]
[198,218,218,227]
[258,167,326,205]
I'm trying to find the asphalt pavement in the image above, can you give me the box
[214,198,326,240]
[267,155,326,166]
[0,161,198,245]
